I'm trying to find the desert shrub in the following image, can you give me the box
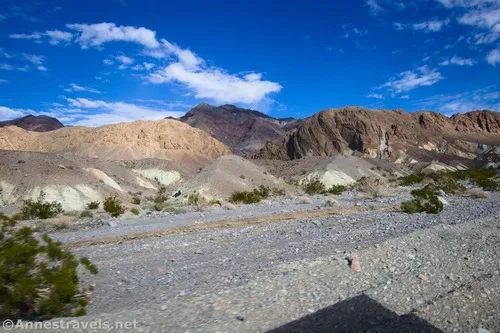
[130,208,140,215]
[302,177,326,195]
[209,199,222,206]
[153,186,169,204]
[20,191,63,220]
[258,184,271,199]
[401,186,443,214]
[79,210,93,218]
[103,196,125,218]
[164,206,186,215]
[399,173,425,186]
[271,188,286,196]
[187,191,203,206]
[327,185,347,195]
[132,196,141,205]
[354,177,396,198]
[230,190,262,204]
[86,201,100,210]
[426,173,466,194]
[0,213,97,320]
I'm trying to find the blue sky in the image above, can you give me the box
[0,0,499,126]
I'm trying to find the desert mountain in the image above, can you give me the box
[179,102,301,155]
[0,114,64,132]
[0,119,231,166]
[254,107,500,161]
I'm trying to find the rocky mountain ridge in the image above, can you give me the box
[0,114,64,132]
[179,102,301,155]
[254,107,500,161]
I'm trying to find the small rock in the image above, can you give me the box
[418,273,428,281]
[236,314,245,321]
[350,252,361,273]
[58,164,66,169]
[437,197,449,205]
[160,305,167,311]
[477,328,490,333]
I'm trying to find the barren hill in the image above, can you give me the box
[254,107,500,161]
[0,119,231,165]
[180,102,301,155]
[0,114,64,132]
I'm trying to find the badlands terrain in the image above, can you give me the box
[0,105,499,332]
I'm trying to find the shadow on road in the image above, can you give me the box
[266,294,443,333]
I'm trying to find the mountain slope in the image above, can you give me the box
[179,103,301,155]
[0,114,64,132]
[0,119,231,166]
[254,107,500,161]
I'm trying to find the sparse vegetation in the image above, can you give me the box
[130,208,140,215]
[146,186,170,211]
[400,168,498,192]
[163,206,187,215]
[209,199,222,206]
[86,201,100,210]
[103,196,125,218]
[79,210,93,218]
[326,199,338,207]
[229,185,285,204]
[132,196,141,205]
[327,185,347,195]
[401,186,444,214]
[187,191,203,206]
[20,191,63,220]
[0,213,97,320]
[302,177,327,195]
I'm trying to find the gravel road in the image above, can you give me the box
[6,192,500,333]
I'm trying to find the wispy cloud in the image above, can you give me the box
[377,66,444,95]
[366,93,384,99]
[64,83,101,94]
[486,48,500,66]
[415,85,500,115]
[439,56,476,66]
[366,0,384,16]
[66,22,160,48]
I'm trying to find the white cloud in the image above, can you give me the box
[64,97,186,126]
[9,32,42,40]
[45,30,73,45]
[439,56,476,66]
[22,54,44,65]
[486,48,500,65]
[415,85,499,115]
[66,22,160,49]
[366,0,384,16]
[37,66,48,72]
[412,19,451,32]
[0,106,34,120]
[378,66,444,94]
[0,79,8,83]
[366,93,384,99]
[149,63,282,104]
[103,59,114,65]
[64,83,101,94]
[115,55,134,65]
[400,95,410,99]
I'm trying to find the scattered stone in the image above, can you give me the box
[350,252,361,273]
[160,305,167,311]
[418,273,428,281]
[236,314,245,321]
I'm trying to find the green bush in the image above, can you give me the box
[271,188,286,196]
[302,177,326,195]
[399,173,425,186]
[0,214,97,320]
[20,191,63,220]
[327,185,347,195]
[230,190,262,204]
[79,210,93,218]
[132,196,141,205]
[187,191,203,206]
[85,201,100,210]
[130,208,140,215]
[427,173,466,194]
[103,196,125,218]
[401,186,443,214]
[209,199,222,206]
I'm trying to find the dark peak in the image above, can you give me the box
[193,102,215,109]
